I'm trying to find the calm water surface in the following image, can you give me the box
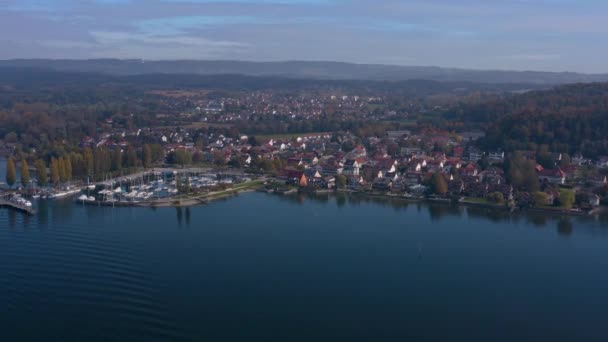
[1,161,608,341]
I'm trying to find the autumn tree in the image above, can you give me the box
[6,157,16,188]
[58,157,67,182]
[143,145,152,168]
[430,172,448,195]
[533,191,550,207]
[51,158,61,185]
[20,158,30,188]
[559,189,576,210]
[84,147,94,177]
[64,156,72,181]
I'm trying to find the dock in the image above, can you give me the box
[0,198,36,215]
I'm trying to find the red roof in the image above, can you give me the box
[538,168,565,178]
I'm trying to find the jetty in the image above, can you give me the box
[0,198,36,215]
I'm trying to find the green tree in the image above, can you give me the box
[36,159,48,187]
[184,176,191,193]
[506,153,540,192]
[228,156,242,168]
[176,175,183,193]
[533,191,549,207]
[336,174,347,189]
[559,189,576,210]
[430,172,448,195]
[20,158,30,188]
[487,191,505,204]
[6,157,16,188]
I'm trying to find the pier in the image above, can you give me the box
[0,198,36,215]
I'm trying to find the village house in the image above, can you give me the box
[538,168,566,185]
[466,149,484,162]
[488,151,505,163]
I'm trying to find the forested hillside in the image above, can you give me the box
[447,83,608,157]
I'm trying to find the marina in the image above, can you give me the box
[74,170,257,207]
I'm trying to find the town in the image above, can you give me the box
[2,103,607,215]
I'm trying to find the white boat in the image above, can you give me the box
[86,185,96,190]
[78,194,88,201]
[50,189,82,199]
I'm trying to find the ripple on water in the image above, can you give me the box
[0,211,188,341]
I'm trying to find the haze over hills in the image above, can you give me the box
[1,59,608,85]
[0,67,538,96]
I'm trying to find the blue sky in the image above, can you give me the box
[1,0,607,72]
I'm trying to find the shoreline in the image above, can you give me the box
[73,186,605,218]
[318,189,605,218]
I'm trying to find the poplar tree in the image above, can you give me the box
[112,149,122,171]
[20,158,30,188]
[176,175,183,193]
[51,158,60,185]
[143,145,152,169]
[36,159,48,186]
[184,175,191,193]
[6,157,16,188]
[58,157,67,182]
[64,156,72,181]
[84,147,94,177]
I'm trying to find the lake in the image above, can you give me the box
[1,190,608,341]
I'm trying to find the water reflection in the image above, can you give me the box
[36,199,49,227]
[274,192,608,237]
[528,214,549,228]
[50,199,75,225]
[8,210,16,229]
[176,207,183,226]
[336,195,346,208]
[557,218,574,236]
[4,192,607,239]
[428,204,463,221]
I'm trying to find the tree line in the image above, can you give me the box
[4,144,164,188]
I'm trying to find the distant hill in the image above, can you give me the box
[0,67,539,96]
[1,59,607,85]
